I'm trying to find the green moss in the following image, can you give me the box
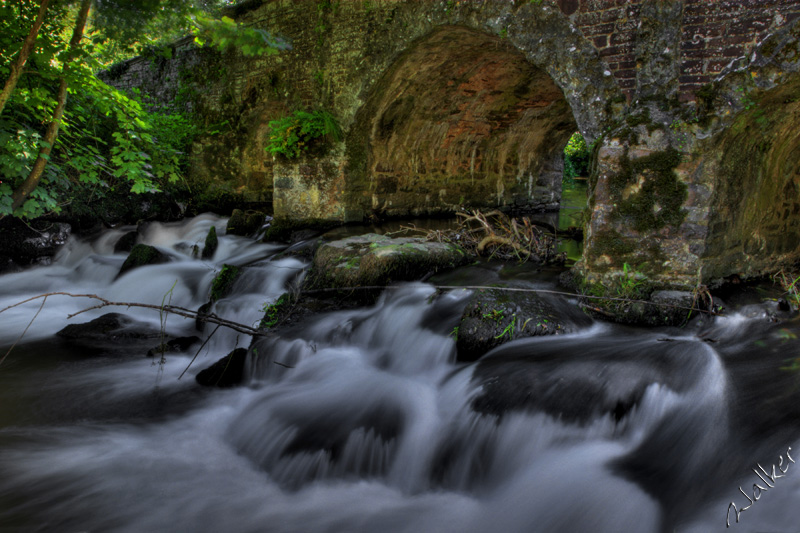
[210,264,241,302]
[624,108,658,133]
[610,148,687,232]
[260,293,292,328]
[119,244,169,276]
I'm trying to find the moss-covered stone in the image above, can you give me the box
[306,233,469,291]
[118,244,170,277]
[210,264,241,301]
[202,225,218,259]
[455,288,566,362]
[610,148,687,232]
[226,209,265,236]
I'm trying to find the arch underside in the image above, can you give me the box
[702,74,800,281]
[349,26,578,219]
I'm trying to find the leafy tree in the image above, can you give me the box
[563,131,590,182]
[0,0,282,220]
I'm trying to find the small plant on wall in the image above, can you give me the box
[265,109,342,159]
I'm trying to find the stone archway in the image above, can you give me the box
[346,26,579,219]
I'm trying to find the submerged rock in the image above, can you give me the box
[196,347,248,387]
[146,336,202,358]
[455,287,567,362]
[118,244,170,276]
[306,233,468,290]
[470,335,708,424]
[57,312,162,341]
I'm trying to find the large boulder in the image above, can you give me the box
[113,231,138,254]
[196,348,248,387]
[118,244,170,276]
[306,233,469,290]
[455,287,567,362]
[226,209,265,236]
[57,312,162,341]
[0,217,71,268]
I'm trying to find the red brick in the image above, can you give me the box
[707,58,733,72]
[679,74,711,84]
[609,32,632,45]
[614,68,637,79]
[593,35,608,48]
[599,44,634,56]
[580,22,616,36]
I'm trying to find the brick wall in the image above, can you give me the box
[558,0,800,101]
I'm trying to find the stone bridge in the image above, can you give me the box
[106,0,800,288]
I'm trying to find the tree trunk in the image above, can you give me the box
[0,0,51,117]
[10,0,91,214]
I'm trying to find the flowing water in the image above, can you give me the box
[2,213,800,533]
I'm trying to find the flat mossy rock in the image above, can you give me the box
[456,288,567,363]
[307,233,469,289]
[196,347,248,387]
[118,244,170,276]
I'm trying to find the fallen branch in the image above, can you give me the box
[0,292,265,337]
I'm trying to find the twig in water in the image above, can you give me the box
[0,295,47,367]
[178,324,222,380]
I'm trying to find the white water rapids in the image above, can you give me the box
[1,215,800,532]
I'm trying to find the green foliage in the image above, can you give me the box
[563,131,590,182]
[774,269,800,311]
[494,316,516,340]
[210,264,240,301]
[192,14,287,57]
[0,1,203,219]
[260,293,292,329]
[616,262,644,299]
[735,86,757,111]
[265,110,342,159]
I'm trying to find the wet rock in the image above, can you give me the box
[306,233,468,291]
[195,348,248,387]
[455,287,566,362]
[201,225,218,259]
[146,336,202,358]
[470,335,705,424]
[57,312,162,341]
[209,264,241,301]
[113,231,138,254]
[226,209,265,236]
[196,301,213,332]
[118,244,170,277]
[0,217,71,269]
[583,289,696,327]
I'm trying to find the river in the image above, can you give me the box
[1,210,800,533]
